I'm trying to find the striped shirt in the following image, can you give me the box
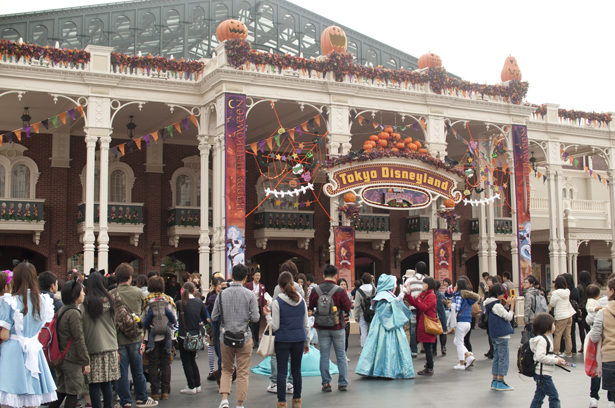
[211,282,260,341]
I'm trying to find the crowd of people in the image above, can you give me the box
[0,261,613,408]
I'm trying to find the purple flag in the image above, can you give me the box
[181,118,189,130]
[127,140,134,153]
[413,122,418,131]
[110,146,119,158]
[24,126,31,138]
[7,133,13,144]
[143,134,151,146]
[295,126,302,136]
[258,140,266,152]
[68,108,75,121]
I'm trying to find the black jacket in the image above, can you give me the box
[178,298,210,337]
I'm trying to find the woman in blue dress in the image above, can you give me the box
[355,274,415,379]
[0,262,57,408]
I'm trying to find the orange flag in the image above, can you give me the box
[32,122,40,133]
[420,119,426,130]
[59,112,67,124]
[301,122,308,132]
[266,137,273,150]
[189,115,198,127]
[373,122,378,129]
[358,116,364,125]
[151,132,158,142]
[537,172,543,179]
[0,136,2,146]
[174,122,182,134]
[14,129,21,141]
[569,156,574,164]
[502,163,509,173]
[288,129,295,141]
[604,178,607,185]
[250,143,258,155]
[594,172,598,179]
[314,115,320,127]
[76,105,84,117]
[584,165,589,172]
[134,138,142,150]
[118,144,125,155]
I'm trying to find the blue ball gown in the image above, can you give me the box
[355,274,415,379]
[0,293,57,408]
[251,345,339,377]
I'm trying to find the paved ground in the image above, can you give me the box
[154,329,589,407]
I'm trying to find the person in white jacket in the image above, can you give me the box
[529,313,566,408]
[549,275,576,357]
[354,273,375,350]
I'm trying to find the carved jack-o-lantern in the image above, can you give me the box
[443,198,456,209]
[344,192,356,203]
[501,55,522,82]
[418,52,443,69]
[320,25,347,55]
[216,19,248,42]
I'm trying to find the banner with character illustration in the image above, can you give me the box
[433,229,452,284]
[334,226,355,284]
[513,125,532,286]
[225,94,247,278]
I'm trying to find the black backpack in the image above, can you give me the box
[517,334,569,380]
[357,288,375,323]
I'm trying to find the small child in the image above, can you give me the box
[586,284,604,326]
[529,313,566,408]
[484,283,516,391]
[143,297,177,354]
[308,311,318,346]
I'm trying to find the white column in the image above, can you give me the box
[98,133,111,274]
[211,134,223,275]
[478,176,489,274]
[609,168,615,271]
[198,135,211,287]
[546,169,560,277]
[484,143,497,274]
[83,132,98,272]
[424,115,447,160]
[555,171,567,274]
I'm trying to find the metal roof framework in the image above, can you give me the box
[0,0,419,69]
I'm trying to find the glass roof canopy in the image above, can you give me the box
[0,0,419,70]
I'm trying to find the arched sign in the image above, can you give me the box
[362,186,432,210]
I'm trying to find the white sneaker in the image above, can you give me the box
[286,383,294,394]
[219,400,229,408]
[607,401,615,408]
[454,364,466,370]
[589,397,599,408]
[465,355,476,368]
[180,387,196,395]
[195,386,201,393]
[266,383,277,393]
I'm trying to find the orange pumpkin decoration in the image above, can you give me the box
[408,143,418,151]
[369,135,379,142]
[391,148,399,153]
[384,126,393,133]
[418,148,429,154]
[344,192,356,203]
[404,137,413,144]
[216,19,248,42]
[443,198,456,209]
[320,25,347,55]
[379,140,388,148]
[378,131,389,139]
[418,52,443,69]
[414,140,422,149]
[501,55,522,82]
[396,142,405,149]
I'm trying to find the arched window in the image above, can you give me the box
[110,169,127,202]
[562,188,567,199]
[12,164,30,198]
[176,175,191,206]
[32,24,49,46]
[0,165,5,198]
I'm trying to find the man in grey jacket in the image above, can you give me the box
[212,264,259,408]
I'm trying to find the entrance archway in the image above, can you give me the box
[355,252,383,282]
[0,246,47,273]
[400,252,429,276]
[164,249,198,278]
[251,251,312,294]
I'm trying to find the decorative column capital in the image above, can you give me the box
[99,135,112,145]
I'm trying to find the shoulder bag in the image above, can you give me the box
[424,314,443,335]
[220,291,247,349]
[257,321,276,357]
[180,301,205,352]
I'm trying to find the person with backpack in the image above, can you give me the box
[353,273,374,353]
[211,263,260,408]
[524,275,547,338]
[48,277,89,408]
[484,283,516,391]
[112,264,158,408]
[308,264,352,392]
[177,282,210,395]
[355,273,414,379]
[81,271,119,408]
[0,262,57,408]
[406,277,438,376]
[529,313,566,408]
[141,276,177,400]
[39,271,64,314]
[549,275,576,358]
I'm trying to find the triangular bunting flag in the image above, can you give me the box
[308,118,315,130]
[14,129,21,141]
[266,137,273,150]
[127,140,134,153]
[420,119,426,130]
[134,138,142,150]
[76,105,84,117]
[189,115,198,127]
[413,122,418,131]
[594,172,598,179]
[118,144,125,156]
[258,140,266,152]
[24,126,31,138]
[301,122,308,132]
[314,115,321,127]
[358,115,364,125]
[181,118,189,130]
[250,143,258,155]
[143,135,151,146]
[543,175,547,184]
[151,132,158,142]
[585,165,589,172]
[288,129,295,141]
[537,171,543,179]
[166,125,174,138]
[110,146,119,158]
[51,116,59,128]
[41,119,49,130]
[574,159,579,167]
[6,133,12,144]
[273,134,280,147]
[68,108,75,121]
[59,112,67,124]
[158,128,165,140]
[372,122,377,129]
[32,122,39,133]
[174,122,182,134]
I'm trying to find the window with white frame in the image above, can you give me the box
[110,169,127,203]
[0,145,40,199]
[176,174,192,206]
[80,158,135,204]
[170,156,212,208]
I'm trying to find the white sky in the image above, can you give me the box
[1,0,613,113]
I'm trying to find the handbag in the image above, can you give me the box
[220,291,246,349]
[180,302,205,352]
[424,314,443,335]
[471,301,482,317]
[257,321,276,357]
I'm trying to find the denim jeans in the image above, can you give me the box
[211,319,222,373]
[409,311,417,354]
[269,354,293,385]
[116,342,148,405]
[602,361,615,401]
[275,341,303,402]
[591,376,601,400]
[491,337,509,377]
[530,375,560,408]
[318,329,348,386]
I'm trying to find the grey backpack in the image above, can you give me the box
[314,285,340,327]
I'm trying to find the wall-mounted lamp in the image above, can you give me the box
[318,245,327,268]
[151,242,161,266]
[529,151,537,174]
[56,239,66,266]
[459,247,468,268]
[394,247,401,269]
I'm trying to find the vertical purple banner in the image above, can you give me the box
[513,125,532,286]
[225,94,247,278]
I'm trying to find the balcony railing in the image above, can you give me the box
[166,207,212,228]
[406,216,431,233]
[470,218,514,234]
[530,197,608,213]
[355,214,389,232]
[0,199,44,222]
[77,202,143,224]
[254,210,314,230]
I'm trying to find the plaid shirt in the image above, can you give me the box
[453,291,464,314]
[143,292,176,310]
[212,282,260,341]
